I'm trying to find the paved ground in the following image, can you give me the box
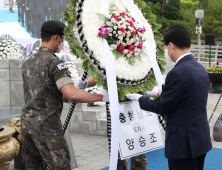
[9,93,222,170]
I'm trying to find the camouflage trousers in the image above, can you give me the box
[117,153,147,170]
[21,131,71,170]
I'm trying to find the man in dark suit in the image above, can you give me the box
[32,0,44,38]
[23,0,31,32]
[126,24,212,170]
[20,0,26,26]
[26,0,35,37]
[16,0,22,21]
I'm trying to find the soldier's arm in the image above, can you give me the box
[49,59,103,103]
[61,84,103,103]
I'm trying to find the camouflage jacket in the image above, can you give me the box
[21,47,73,136]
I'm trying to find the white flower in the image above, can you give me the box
[115,34,118,37]
[113,31,116,34]
[106,14,111,19]
[106,21,113,27]
[123,49,129,54]
[109,33,112,36]
[123,33,126,37]
[111,18,117,23]
[119,40,122,43]
[126,38,129,41]
[108,27,113,32]
[134,53,139,56]
[118,31,122,35]
[110,47,113,51]
[111,44,117,49]
[118,25,121,28]
[113,26,117,30]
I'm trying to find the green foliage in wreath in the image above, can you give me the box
[62,0,166,101]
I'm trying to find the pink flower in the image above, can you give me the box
[112,15,119,21]
[127,31,131,37]
[98,25,108,37]
[127,41,132,45]
[138,32,142,37]
[129,50,133,54]
[127,20,134,26]
[127,54,131,58]
[120,12,125,17]
[129,45,135,51]
[118,36,123,40]
[119,27,125,33]
[122,43,126,46]
[131,17,135,22]
[118,46,124,52]
[132,31,136,35]
[140,26,146,33]
[136,37,139,42]
[121,18,126,23]
[138,43,143,49]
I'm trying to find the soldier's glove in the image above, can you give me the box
[126,94,143,102]
[101,90,109,102]
[144,86,160,97]
[77,78,88,89]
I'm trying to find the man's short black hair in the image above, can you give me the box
[41,34,63,43]
[162,24,191,49]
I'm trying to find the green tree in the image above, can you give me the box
[201,0,222,40]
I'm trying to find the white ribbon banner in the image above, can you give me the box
[101,1,120,170]
[122,0,165,88]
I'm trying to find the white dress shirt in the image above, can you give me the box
[176,53,191,64]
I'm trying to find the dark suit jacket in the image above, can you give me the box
[26,0,33,11]
[32,0,43,15]
[139,54,212,160]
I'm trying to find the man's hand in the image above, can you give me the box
[77,78,88,89]
[101,90,109,102]
[126,94,143,101]
[144,86,161,97]
[26,7,29,10]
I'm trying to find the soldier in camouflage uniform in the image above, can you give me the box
[21,20,109,170]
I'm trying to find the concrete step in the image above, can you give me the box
[93,129,107,136]
[97,119,107,131]
[82,110,102,122]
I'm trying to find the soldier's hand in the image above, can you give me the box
[101,90,109,102]
[77,78,88,90]
[22,4,25,6]
[26,7,29,10]
[49,8,51,10]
